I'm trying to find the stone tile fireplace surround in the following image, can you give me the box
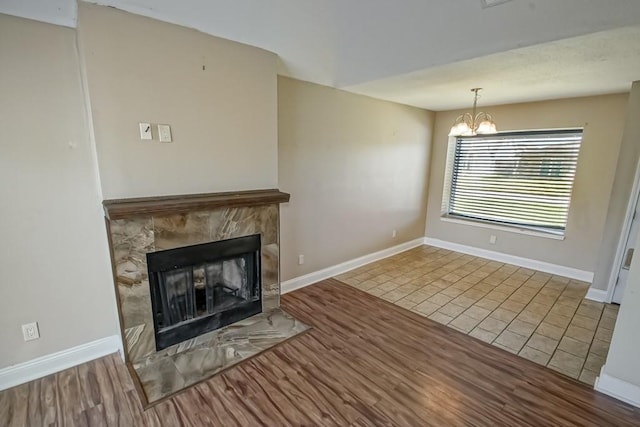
[103,189,309,406]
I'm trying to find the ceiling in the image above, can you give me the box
[3,0,640,110]
[346,26,640,110]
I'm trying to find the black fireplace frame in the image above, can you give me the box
[147,234,262,350]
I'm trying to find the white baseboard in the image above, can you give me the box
[423,237,594,282]
[585,287,608,303]
[595,367,640,408]
[0,335,122,391]
[281,238,425,294]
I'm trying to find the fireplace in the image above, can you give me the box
[147,234,262,350]
[102,190,310,406]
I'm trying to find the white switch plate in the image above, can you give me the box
[158,124,172,142]
[22,322,40,341]
[139,122,152,140]
[489,235,497,245]
[298,254,304,265]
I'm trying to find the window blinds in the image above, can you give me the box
[446,130,582,234]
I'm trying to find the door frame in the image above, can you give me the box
[606,157,640,303]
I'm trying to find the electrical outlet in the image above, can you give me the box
[22,322,40,342]
[158,124,172,142]
[489,235,497,245]
[298,254,305,265]
[392,229,397,238]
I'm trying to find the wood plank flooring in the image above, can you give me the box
[1,278,639,426]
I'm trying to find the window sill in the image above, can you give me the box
[439,215,566,241]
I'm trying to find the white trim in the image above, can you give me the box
[116,334,125,362]
[423,237,593,282]
[585,287,608,303]
[281,238,425,294]
[595,367,640,408]
[606,157,640,303]
[0,335,121,391]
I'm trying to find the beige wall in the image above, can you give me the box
[77,3,278,200]
[278,77,433,280]
[426,94,628,274]
[0,14,118,368]
[592,82,640,291]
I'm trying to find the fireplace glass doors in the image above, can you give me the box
[147,234,261,350]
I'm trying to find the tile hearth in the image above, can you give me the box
[132,308,309,404]
[336,245,618,386]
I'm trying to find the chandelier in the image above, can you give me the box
[449,88,497,137]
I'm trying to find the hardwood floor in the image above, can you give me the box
[2,279,639,426]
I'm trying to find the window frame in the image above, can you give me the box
[440,128,583,239]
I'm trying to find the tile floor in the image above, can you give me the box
[335,245,618,386]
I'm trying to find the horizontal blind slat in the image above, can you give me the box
[447,130,582,233]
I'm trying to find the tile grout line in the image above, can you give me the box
[487,273,557,352]
[544,284,584,375]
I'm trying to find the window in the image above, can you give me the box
[442,129,583,236]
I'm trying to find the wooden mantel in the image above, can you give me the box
[103,189,290,220]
